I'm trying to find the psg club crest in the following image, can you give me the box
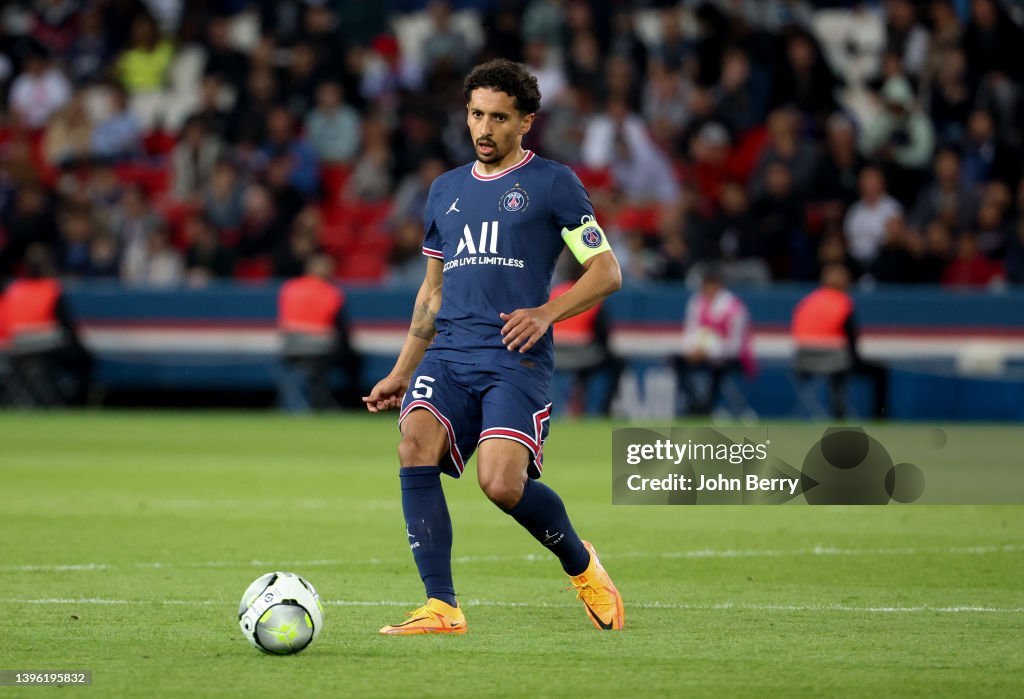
[500,185,529,213]
[581,226,603,248]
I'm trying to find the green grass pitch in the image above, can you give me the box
[1,413,1022,697]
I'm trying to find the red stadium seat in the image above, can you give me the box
[235,257,273,280]
[337,253,386,282]
[320,164,352,202]
[572,166,613,193]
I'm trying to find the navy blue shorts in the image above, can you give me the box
[398,354,552,479]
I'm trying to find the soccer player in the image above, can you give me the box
[363,59,624,634]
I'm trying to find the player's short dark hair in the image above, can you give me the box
[463,59,541,115]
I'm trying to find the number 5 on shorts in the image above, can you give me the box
[412,375,435,399]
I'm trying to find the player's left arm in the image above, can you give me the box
[501,250,622,353]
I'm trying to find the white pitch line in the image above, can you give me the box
[1,598,1021,614]
[3,543,1021,574]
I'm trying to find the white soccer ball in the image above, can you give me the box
[238,572,324,655]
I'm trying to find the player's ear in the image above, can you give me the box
[519,112,535,135]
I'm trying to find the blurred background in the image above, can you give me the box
[0,0,1022,419]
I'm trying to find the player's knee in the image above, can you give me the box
[397,432,443,467]
[478,469,526,509]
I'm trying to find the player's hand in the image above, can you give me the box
[362,374,410,413]
[499,307,553,353]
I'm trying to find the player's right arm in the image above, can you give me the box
[362,257,443,413]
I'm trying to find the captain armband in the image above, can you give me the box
[560,220,611,264]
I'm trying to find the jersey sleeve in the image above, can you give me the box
[422,180,444,260]
[552,166,611,264]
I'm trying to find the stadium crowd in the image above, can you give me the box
[1,0,1024,288]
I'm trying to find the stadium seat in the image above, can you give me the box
[337,253,386,282]
[573,166,613,193]
[320,165,352,202]
[235,257,273,281]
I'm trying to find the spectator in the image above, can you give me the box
[651,6,689,71]
[66,6,110,84]
[189,74,232,140]
[961,0,1023,90]
[942,233,1003,287]
[771,29,840,123]
[915,220,954,283]
[653,230,691,282]
[682,121,734,215]
[860,76,935,205]
[110,182,161,274]
[885,0,929,79]
[811,113,865,212]
[343,120,394,203]
[171,115,224,202]
[273,205,323,278]
[91,82,143,161]
[202,14,248,87]
[972,201,1010,260]
[388,217,428,285]
[184,213,233,285]
[230,66,279,144]
[565,31,603,101]
[121,221,184,287]
[960,109,1013,188]
[714,49,762,134]
[8,47,71,129]
[236,184,284,260]
[751,162,806,279]
[263,154,305,228]
[540,84,595,166]
[869,214,916,283]
[202,160,245,231]
[844,167,903,270]
[703,180,759,263]
[910,147,976,232]
[928,48,971,146]
[672,265,755,416]
[522,39,566,111]
[0,184,59,277]
[390,158,447,229]
[305,81,361,165]
[43,90,93,166]
[282,42,321,118]
[1005,219,1024,284]
[422,1,470,75]
[750,107,818,199]
[642,60,691,151]
[263,107,319,198]
[584,98,678,205]
[56,205,102,277]
[116,12,173,94]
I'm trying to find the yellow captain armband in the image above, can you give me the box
[561,219,611,264]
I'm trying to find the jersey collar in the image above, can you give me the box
[471,150,535,181]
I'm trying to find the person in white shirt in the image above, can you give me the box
[673,266,756,415]
[843,166,903,269]
[8,51,71,130]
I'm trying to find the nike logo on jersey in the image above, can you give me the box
[446,199,460,215]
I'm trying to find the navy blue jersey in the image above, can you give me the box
[421,151,596,375]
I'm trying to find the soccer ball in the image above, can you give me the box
[238,572,324,655]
